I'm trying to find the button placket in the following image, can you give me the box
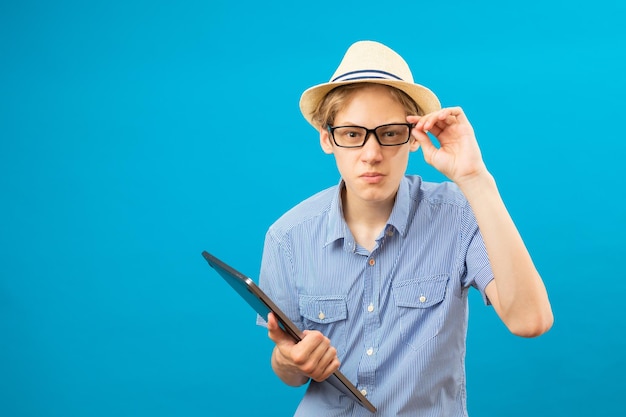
[359,250,381,401]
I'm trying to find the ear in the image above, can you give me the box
[409,135,421,152]
[320,127,334,154]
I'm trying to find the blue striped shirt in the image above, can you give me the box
[257,175,494,416]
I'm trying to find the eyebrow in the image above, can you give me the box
[332,121,407,127]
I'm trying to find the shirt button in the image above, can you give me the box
[366,347,374,356]
[368,258,375,266]
[386,229,394,236]
[318,312,325,320]
[360,389,367,397]
[367,304,374,312]
[419,295,427,303]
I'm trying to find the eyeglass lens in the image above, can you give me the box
[331,124,411,147]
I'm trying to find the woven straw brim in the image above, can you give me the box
[299,79,441,129]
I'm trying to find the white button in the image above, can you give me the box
[366,348,374,356]
[419,295,427,303]
[360,389,367,396]
[318,312,325,320]
[367,304,374,312]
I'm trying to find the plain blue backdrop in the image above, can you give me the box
[1,0,625,416]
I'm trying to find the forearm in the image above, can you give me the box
[271,346,310,387]
[458,171,554,336]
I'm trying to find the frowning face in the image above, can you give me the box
[320,84,419,209]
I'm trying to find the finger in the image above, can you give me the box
[413,127,438,151]
[412,128,440,166]
[267,312,279,332]
[323,356,341,378]
[447,106,464,117]
[267,313,293,346]
[412,118,434,136]
[441,115,457,126]
[412,107,465,137]
[430,110,457,129]
[430,122,445,137]
[454,108,469,125]
[406,115,421,125]
[311,350,341,382]
[415,111,446,132]
[445,107,470,126]
[421,128,442,141]
[411,114,429,131]
[288,331,326,373]
[267,312,276,327]
[306,340,339,382]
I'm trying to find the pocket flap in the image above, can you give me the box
[299,295,348,323]
[392,275,448,308]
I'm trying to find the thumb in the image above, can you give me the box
[412,128,439,165]
[267,312,295,348]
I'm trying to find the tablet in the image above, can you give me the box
[201,251,376,413]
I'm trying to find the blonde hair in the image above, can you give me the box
[310,83,423,129]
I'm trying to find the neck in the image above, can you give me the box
[341,187,396,251]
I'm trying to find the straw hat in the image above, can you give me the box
[299,40,441,128]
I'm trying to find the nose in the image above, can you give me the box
[360,131,383,164]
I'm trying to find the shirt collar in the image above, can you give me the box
[387,176,411,237]
[325,180,349,248]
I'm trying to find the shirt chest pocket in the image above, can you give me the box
[391,275,449,351]
[299,295,348,359]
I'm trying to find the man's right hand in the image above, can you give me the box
[267,312,341,385]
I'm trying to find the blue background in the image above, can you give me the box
[1,1,625,416]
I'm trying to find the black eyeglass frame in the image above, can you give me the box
[326,123,415,148]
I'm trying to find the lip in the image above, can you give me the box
[360,172,385,184]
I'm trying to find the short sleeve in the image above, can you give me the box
[255,227,304,330]
[460,204,495,305]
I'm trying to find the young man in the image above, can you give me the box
[257,40,553,416]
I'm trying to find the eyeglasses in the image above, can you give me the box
[326,123,415,148]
